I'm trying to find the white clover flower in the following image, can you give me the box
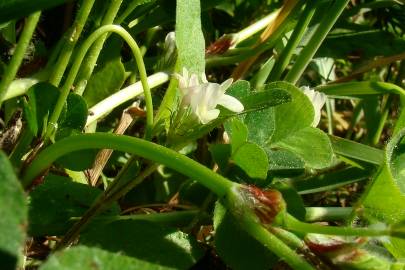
[175,68,244,124]
[301,86,326,127]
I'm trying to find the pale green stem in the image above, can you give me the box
[231,10,279,47]
[74,0,123,95]
[305,207,352,222]
[0,12,41,107]
[48,0,96,86]
[285,214,392,237]
[86,72,169,126]
[45,25,153,141]
[285,0,350,84]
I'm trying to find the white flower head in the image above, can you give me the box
[301,86,326,127]
[175,68,244,124]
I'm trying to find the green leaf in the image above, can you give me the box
[292,167,371,194]
[266,149,305,177]
[232,142,269,180]
[271,127,333,169]
[39,246,168,270]
[241,81,333,169]
[83,59,126,107]
[213,202,277,270]
[227,80,250,99]
[80,220,204,270]
[0,0,69,24]
[209,144,231,172]
[244,107,275,147]
[176,0,205,73]
[28,174,119,236]
[0,151,27,269]
[329,135,384,165]
[358,129,405,258]
[316,81,405,98]
[240,87,292,112]
[23,82,63,137]
[230,118,248,153]
[269,82,314,143]
[59,93,88,130]
[53,94,92,171]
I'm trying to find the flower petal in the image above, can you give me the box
[217,94,244,112]
[200,109,220,124]
[220,78,233,93]
[301,86,326,127]
[189,74,199,87]
[201,72,208,83]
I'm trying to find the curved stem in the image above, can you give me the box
[285,214,392,237]
[22,133,235,197]
[48,0,96,86]
[284,0,350,84]
[74,0,123,95]
[0,11,41,107]
[45,25,153,140]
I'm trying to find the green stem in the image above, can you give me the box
[206,9,297,68]
[115,0,154,24]
[240,213,315,270]
[371,95,391,145]
[232,10,279,46]
[22,133,235,196]
[45,25,153,141]
[48,0,96,86]
[305,207,352,222]
[0,12,41,107]
[285,214,391,237]
[70,210,202,226]
[285,0,350,84]
[325,99,334,134]
[74,0,123,95]
[268,1,317,82]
